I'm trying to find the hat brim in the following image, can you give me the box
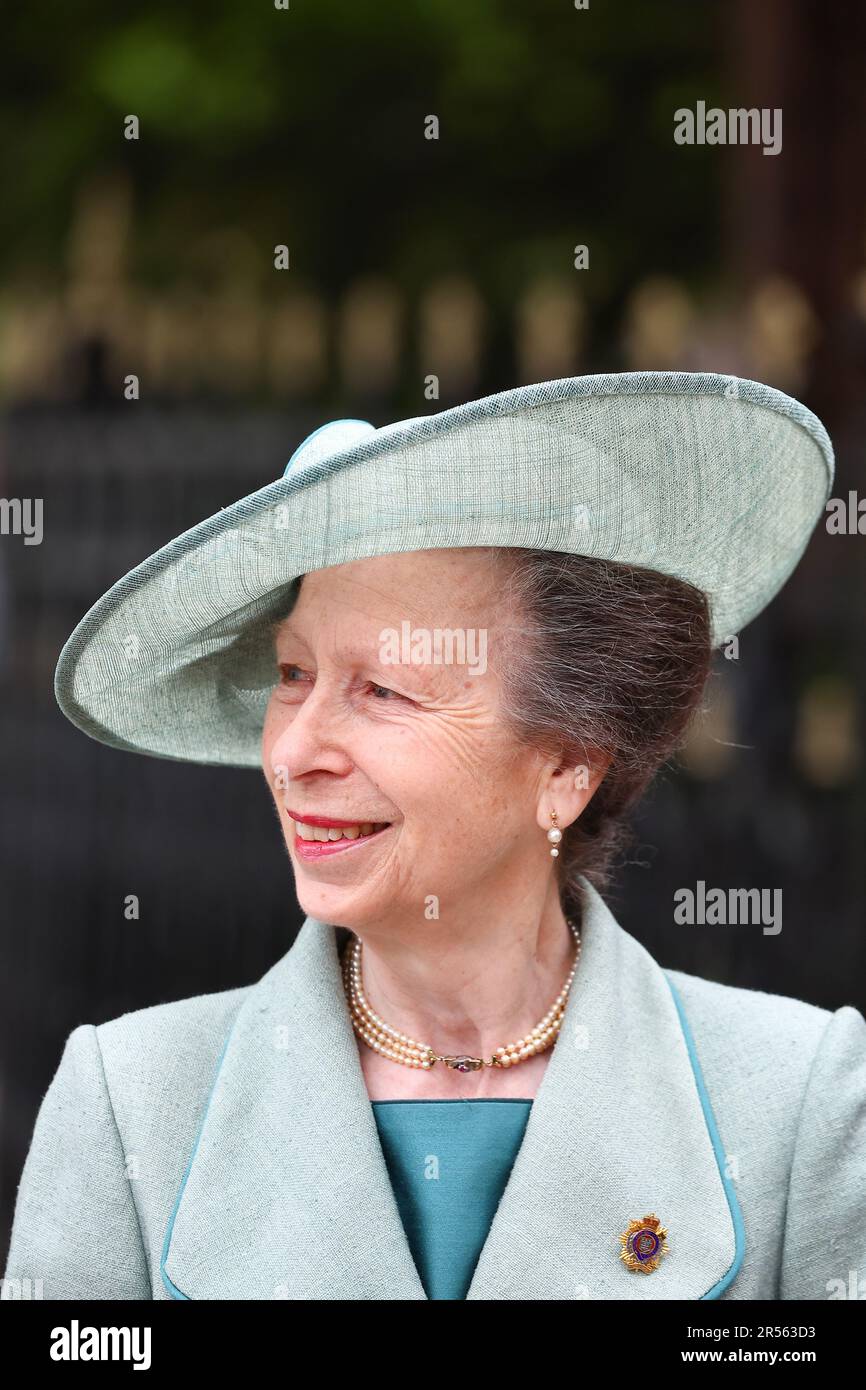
[54,371,833,767]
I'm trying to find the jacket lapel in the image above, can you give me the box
[162,879,744,1300]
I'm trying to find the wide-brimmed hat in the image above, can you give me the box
[54,371,833,768]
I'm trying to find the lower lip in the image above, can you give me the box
[291,823,393,860]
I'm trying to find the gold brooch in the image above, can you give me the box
[619,1214,670,1273]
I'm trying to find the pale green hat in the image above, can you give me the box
[54,372,834,768]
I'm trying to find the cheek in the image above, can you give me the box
[420,738,531,838]
[391,718,495,808]
[398,744,489,828]
[260,695,287,777]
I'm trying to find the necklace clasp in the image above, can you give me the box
[437,1054,484,1072]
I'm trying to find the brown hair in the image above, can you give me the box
[486,547,714,907]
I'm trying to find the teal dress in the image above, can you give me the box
[370,1098,533,1300]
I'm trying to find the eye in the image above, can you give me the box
[367,681,405,702]
[276,665,406,704]
[277,662,307,686]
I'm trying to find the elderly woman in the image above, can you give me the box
[4,373,865,1301]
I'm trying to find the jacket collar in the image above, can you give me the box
[162,879,744,1300]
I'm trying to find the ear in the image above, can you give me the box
[535,751,612,833]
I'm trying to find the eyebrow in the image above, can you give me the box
[272,620,306,646]
[272,622,455,688]
[273,622,401,675]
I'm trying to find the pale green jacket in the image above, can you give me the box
[4,879,865,1300]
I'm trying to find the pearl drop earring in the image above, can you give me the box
[547,809,562,857]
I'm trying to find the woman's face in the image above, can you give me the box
[261,548,561,933]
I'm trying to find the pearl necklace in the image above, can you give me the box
[341,917,582,1072]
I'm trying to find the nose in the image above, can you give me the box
[268,676,353,783]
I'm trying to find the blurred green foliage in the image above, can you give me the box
[0,0,726,305]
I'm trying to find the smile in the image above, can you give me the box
[286,814,393,860]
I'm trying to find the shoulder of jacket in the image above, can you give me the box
[96,977,251,1036]
[83,978,254,1100]
[662,966,838,1089]
[664,965,833,1031]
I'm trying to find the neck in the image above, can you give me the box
[344,890,579,1070]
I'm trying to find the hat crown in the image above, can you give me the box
[283,419,376,477]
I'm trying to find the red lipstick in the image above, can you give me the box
[285,810,390,829]
[284,809,393,860]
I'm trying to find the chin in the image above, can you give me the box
[293,879,366,930]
